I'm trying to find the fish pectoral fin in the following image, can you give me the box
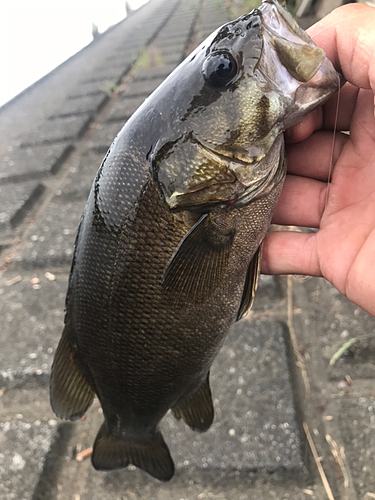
[50,325,94,420]
[92,423,175,482]
[172,373,214,432]
[236,243,263,321]
[163,213,235,303]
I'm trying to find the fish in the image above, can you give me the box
[50,0,341,482]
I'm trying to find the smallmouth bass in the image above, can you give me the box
[50,0,341,481]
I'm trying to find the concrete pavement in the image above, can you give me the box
[0,0,374,498]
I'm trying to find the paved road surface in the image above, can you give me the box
[0,0,374,498]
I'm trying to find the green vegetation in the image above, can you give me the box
[134,45,164,69]
[329,334,375,366]
[104,80,118,96]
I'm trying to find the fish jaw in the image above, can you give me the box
[258,0,343,129]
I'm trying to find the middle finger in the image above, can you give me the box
[286,83,359,142]
[286,130,349,181]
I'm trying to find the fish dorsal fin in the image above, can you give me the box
[236,243,263,321]
[50,325,95,420]
[172,373,214,432]
[163,213,235,303]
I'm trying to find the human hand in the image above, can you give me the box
[261,3,375,315]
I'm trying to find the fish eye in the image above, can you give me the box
[203,52,238,88]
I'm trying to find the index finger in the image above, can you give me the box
[286,3,375,142]
[308,3,375,91]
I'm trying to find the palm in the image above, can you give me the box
[261,1,375,315]
[262,85,375,314]
[318,87,375,306]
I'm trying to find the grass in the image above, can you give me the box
[104,81,118,96]
[134,45,164,69]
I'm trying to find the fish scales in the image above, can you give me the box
[50,0,342,481]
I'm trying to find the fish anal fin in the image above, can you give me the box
[172,373,214,432]
[236,243,263,321]
[50,325,94,421]
[92,423,175,482]
[163,213,235,303]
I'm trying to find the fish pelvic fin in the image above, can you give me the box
[92,423,175,482]
[50,325,95,420]
[236,243,263,321]
[172,373,214,432]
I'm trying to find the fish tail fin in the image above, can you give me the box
[92,423,175,481]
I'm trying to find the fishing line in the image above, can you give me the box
[312,79,341,372]
[324,73,341,211]
[294,73,342,485]
[298,74,343,488]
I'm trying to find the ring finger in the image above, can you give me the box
[271,174,327,228]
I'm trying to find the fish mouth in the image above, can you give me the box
[260,0,312,46]
[259,0,326,84]
[256,0,342,127]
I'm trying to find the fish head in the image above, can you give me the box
[150,0,341,211]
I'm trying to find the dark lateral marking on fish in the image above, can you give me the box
[208,10,262,52]
[92,423,174,481]
[93,162,111,232]
[249,94,271,142]
[183,84,225,121]
[163,213,235,303]
[152,139,179,167]
[208,26,231,52]
[207,11,262,63]
[184,12,264,121]
[243,8,261,22]
[236,243,263,321]
[227,127,241,145]
[150,137,183,202]
[146,144,153,161]
[50,325,95,421]
[172,372,214,432]
[246,13,262,30]
[66,211,85,306]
